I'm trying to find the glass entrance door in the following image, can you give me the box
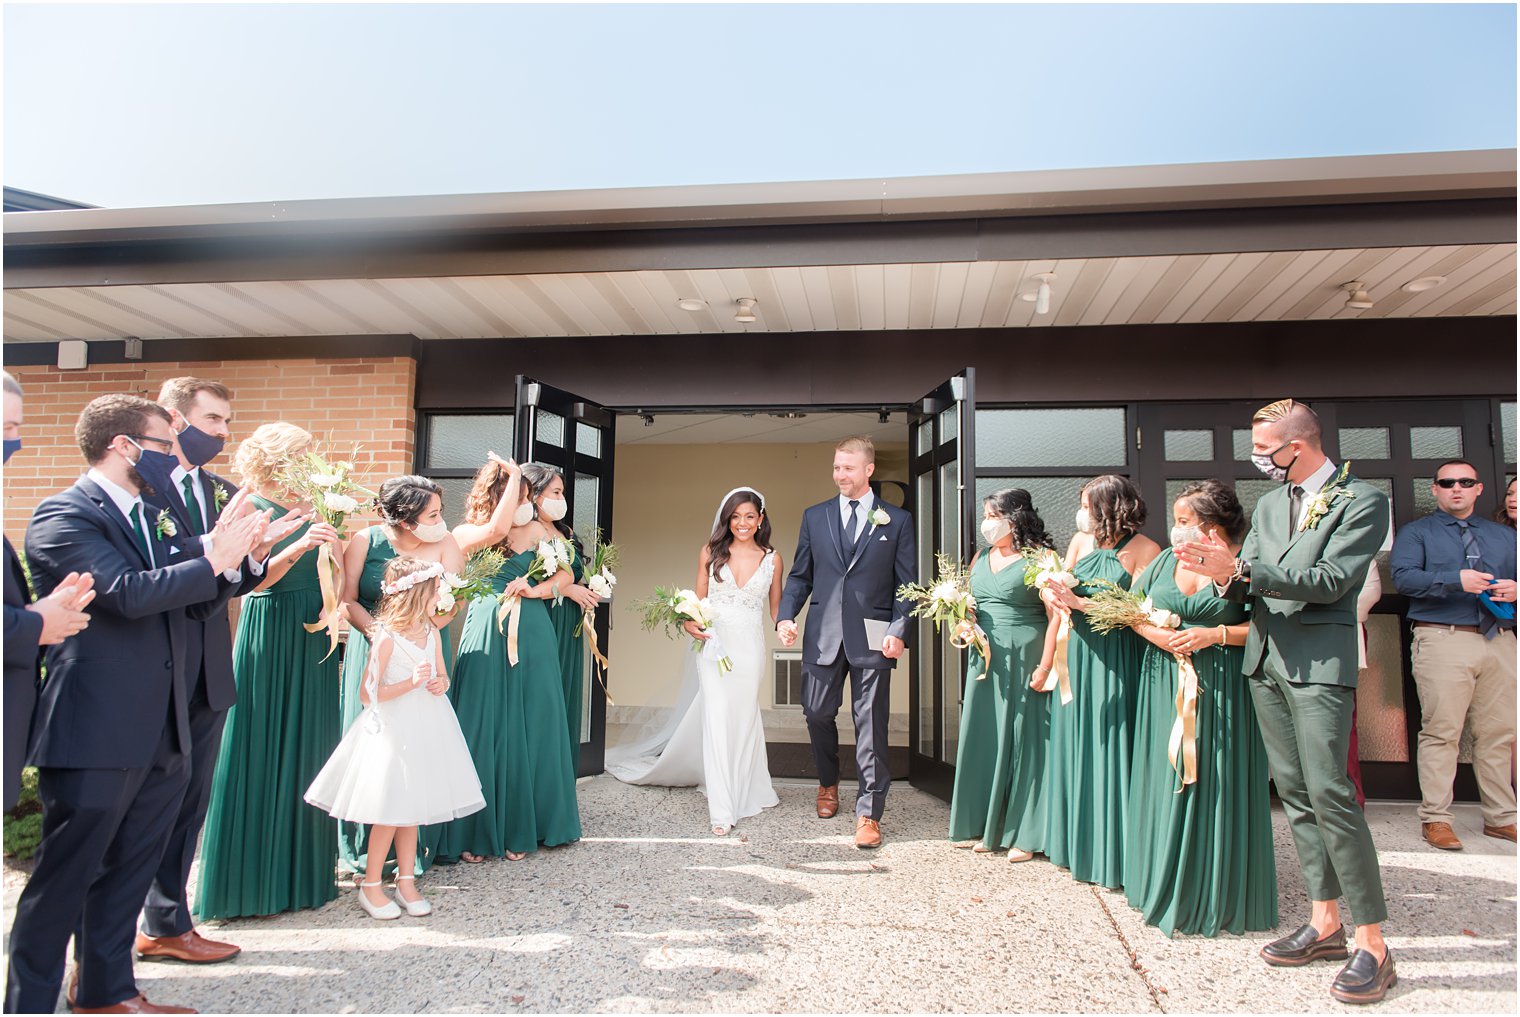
[513,376,616,777]
[906,369,976,802]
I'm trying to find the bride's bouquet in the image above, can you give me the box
[896,553,992,679]
[274,445,378,661]
[496,538,571,664]
[435,547,507,616]
[632,585,733,674]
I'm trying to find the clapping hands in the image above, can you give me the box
[29,571,96,644]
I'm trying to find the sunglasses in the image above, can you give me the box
[1434,477,1479,489]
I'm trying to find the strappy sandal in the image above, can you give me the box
[460,851,485,864]
[712,825,730,837]
[505,850,527,861]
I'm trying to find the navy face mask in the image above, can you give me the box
[2,438,19,464]
[126,438,179,497]
[175,421,225,468]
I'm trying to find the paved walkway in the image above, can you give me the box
[5,777,1516,1013]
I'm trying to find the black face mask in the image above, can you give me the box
[175,421,225,468]
[124,438,178,497]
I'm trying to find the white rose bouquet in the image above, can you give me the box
[573,532,619,695]
[495,539,569,661]
[436,547,507,616]
[896,553,992,679]
[633,585,733,673]
[1021,546,1077,593]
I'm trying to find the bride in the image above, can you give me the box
[605,487,782,836]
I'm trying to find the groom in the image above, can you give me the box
[778,436,915,849]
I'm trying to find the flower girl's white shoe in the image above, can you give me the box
[358,880,402,920]
[394,874,432,917]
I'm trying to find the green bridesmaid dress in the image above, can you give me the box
[437,547,581,860]
[546,536,587,772]
[195,497,339,919]
[1043,535,1143,889]
[947,551,1052,854]
[1123,548,1277,936]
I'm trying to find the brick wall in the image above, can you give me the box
[3,356,417,546]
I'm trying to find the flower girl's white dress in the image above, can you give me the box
[306,627,485,826]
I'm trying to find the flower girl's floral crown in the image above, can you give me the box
[381,561,445,596]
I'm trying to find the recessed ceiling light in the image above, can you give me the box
[676,298,707,312]
[1402,276,1447,293]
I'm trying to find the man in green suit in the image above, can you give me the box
[1179,398,1395,1005]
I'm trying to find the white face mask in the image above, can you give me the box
[411,519,450,543]
[540,497,568,521]
[1169,524,1203,548]
[513,501,536,527]
[980,517,1012,545]
[1075,507,1094,534]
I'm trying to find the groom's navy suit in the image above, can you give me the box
[7,476,237,1013]
[778,493,915,820]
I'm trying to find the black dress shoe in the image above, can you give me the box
[1330,948,1397,1004]
[1261,923,1349,967]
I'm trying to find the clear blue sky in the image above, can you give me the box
[4,3,1514,208]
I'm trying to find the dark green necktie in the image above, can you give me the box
[181,474,205,535]
[129,503,154,566]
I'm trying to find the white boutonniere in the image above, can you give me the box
[212,483,230,514]
[154,507,178,539]
[870,507,890,527]
[1299,462,1356,532]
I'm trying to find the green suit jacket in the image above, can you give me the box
[1225,470,1389,687]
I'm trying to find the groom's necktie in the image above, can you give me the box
[847,500,862,548]
[1287,485,1305,539]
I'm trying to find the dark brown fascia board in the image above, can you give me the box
[0,334,421,365]
[4,150,1514,249]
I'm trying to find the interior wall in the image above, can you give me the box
[607,439,911,741]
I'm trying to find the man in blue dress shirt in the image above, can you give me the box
[1391,458,1517,851]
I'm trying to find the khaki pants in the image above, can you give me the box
[1411,626,1518,827]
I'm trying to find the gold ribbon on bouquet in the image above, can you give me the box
[1167,653,1200,789]
[952,619,993,680]
[1050,615,1073,704]
[302,543,345,662]
[496,594,524,665]
[581,608,614,705]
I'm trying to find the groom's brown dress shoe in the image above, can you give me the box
[134,929,241,964]
[1483,823,1517,842]
[854,816,882,849]
[1329,948,1397,1005]
[816,784,839,819]
[1260,923,1349,967]
[1422,821,1463,850]
[71,994,196,1014]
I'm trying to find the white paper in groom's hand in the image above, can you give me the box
[863,618,889,652]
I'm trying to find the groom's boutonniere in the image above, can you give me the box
[212,482,230,514]
[1300,461,1356,532]
[154,507,178,539]
[870,507,890,528]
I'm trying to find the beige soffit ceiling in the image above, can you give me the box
[3,244,1513,343]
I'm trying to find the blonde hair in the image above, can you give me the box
[374,557,439,636]
[1251,398,1321,447]
[233,421,312,490]
[835,435,876,463]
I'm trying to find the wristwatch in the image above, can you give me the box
[1229,558,1251,585]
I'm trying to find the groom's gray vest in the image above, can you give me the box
[778,498,915,670]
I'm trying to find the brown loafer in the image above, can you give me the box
[1422,821,1463,850]
[134,929,241,964]
[816,784,839,819]
[854,816,882,850]
[71,993,196,1014]
[1483,823,1517,842]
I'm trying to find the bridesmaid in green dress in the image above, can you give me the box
[196,422,346,920]
[1043,475,1163,889]
[948,489,1061,861]
[1124,480,1277,936]
[337,475,465,877]
[521,465,603,772]
[437,454,581,863]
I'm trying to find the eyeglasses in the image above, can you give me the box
[127,434,175,451]
[1434,477,1479,489]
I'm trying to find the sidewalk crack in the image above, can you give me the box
[1090,884,1167,1013]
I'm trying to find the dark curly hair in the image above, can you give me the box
[1083,474,1147,548]
[705,489,773,580]
[375,475,443,529]
[984,488,1054,551]
[1175,479,1248,544]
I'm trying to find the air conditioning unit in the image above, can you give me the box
[772,649,804,707]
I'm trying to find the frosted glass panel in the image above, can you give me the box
[1356,614,1409,763]
[939,461,960,556]
[975,408,1127,468]
[1339,427,1391,460]
[1502,402,1516,464]
[576,422,602,459]
[425,414,513,470]
[915,421,933,456]
[1164,429,1214,462]
[938,403,960,444]
[975,476,1086,558]
[916,472,934,756]
[1410,425,1462,460]
[573,475,599,544]
[1414,477,1438,519]
[1232,429,1253,461]
[1234,479,1280,523]
[435,477,476,528]
[535,409,565,448]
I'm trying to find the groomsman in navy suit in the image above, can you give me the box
[135,378,294,966]
[2,371,95,811]
[6,394,268,1015]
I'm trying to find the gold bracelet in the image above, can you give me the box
[1217,624,1227,646]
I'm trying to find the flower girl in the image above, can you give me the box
[306,557,485,920]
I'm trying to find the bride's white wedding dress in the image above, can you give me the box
[605,551,780,829]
